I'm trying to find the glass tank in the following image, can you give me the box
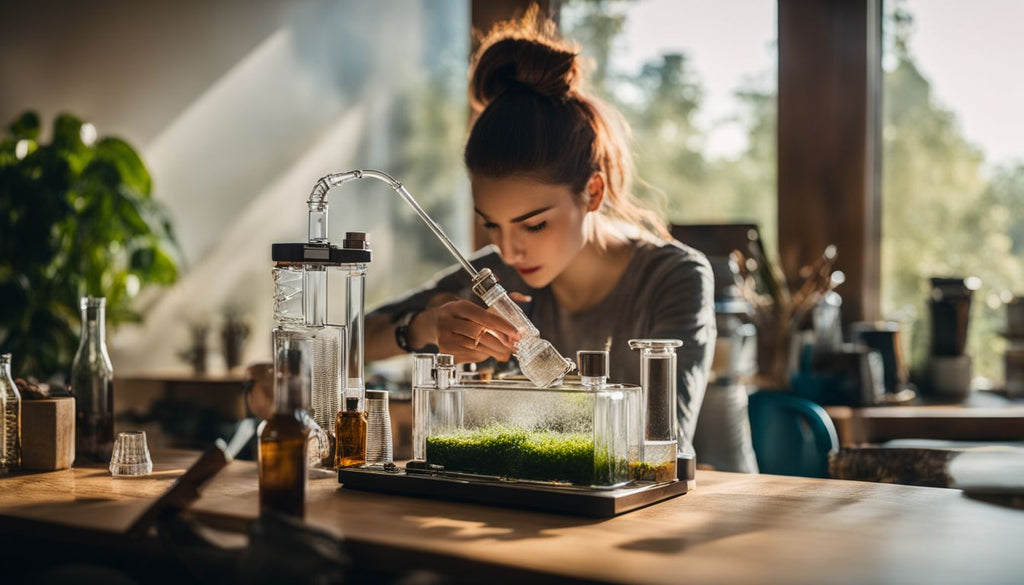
[413,361,642,488]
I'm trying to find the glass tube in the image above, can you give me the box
[344,264,366,408]
[411,354,436,461]
[303,265,327,327]
[629,339,682,482]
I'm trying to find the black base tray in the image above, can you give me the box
[337,466,687,517]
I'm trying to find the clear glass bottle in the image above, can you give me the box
[471,269,574,387]
[259,342,311,518]
[333,396,367,468]
[70,296,114,464]
[1,353,22,473]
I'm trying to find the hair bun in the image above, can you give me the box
[471,28,582,111]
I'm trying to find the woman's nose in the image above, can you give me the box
[499,231,525,262]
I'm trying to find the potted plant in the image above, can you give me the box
[0,111,181,379]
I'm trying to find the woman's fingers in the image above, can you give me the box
[447,300,520,340]
[508,291,533,303]
[436,299,518,362]
[475,330,515,361]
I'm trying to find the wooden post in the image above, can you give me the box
[778,0,882,323]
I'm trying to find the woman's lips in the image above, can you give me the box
[516,266,541,276]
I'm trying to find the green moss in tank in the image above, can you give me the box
[426,425,612,485]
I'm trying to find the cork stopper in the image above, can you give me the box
[343,231,369,250]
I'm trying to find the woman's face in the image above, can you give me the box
[472,174,589,288]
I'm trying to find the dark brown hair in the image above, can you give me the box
[464,6,670,242]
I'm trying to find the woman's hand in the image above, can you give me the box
[415,299,522,363]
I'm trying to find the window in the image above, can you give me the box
[881,0,1024,383]
[559,0,778,244]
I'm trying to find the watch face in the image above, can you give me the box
[395,311,417,352]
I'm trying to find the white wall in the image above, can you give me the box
[1,0,470,374]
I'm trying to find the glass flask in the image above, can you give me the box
[70,296,114,464]
[1,353,22,473]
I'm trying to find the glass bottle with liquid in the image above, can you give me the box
[1,353,22,473]
[333,396,367,468]
[259,341,311,518]
[471,269,574,387]
[70,296,114,463]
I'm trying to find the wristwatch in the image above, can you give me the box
[394,310,421,353]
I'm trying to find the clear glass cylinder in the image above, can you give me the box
[71,296,115,464]
[629,339,683,482]
[365,390,393,466]
[344,265,367,407]
[307,200,329,244]
[303,266,327,327]
[412,354,437,461]
[272,326,337,467]
[1,354,22,472]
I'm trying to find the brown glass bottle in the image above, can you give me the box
[259,342,310,518]
[334,396,367,469]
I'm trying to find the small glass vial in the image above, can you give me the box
[70,296,115,464]
[364,390,393,467]
[259,342,311,518]
[1,353,22,473]
[577,350,610,387]
[334,396,367,468]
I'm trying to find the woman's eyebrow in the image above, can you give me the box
[474,206,553,223]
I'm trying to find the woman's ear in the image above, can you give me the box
[585,173,605,212]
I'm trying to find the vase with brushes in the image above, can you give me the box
[738,244,844,389]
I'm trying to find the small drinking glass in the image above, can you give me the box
[364,390,393,466]
[109,431,153,477]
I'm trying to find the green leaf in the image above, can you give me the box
[8,111,40,141]
[52,113,86,152]
[94,137,152,196]
[148,247,179,284]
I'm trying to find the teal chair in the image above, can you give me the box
[748,391,839,477]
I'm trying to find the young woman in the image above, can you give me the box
[364,14,715,451]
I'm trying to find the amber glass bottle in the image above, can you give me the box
[334,396,367,468]
[259,344,310,518]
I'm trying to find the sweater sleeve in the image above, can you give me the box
[367,246,510,323]
[643,246,717,453]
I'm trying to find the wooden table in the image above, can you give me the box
[825,391,1024,446]
[1,452,1022,584]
